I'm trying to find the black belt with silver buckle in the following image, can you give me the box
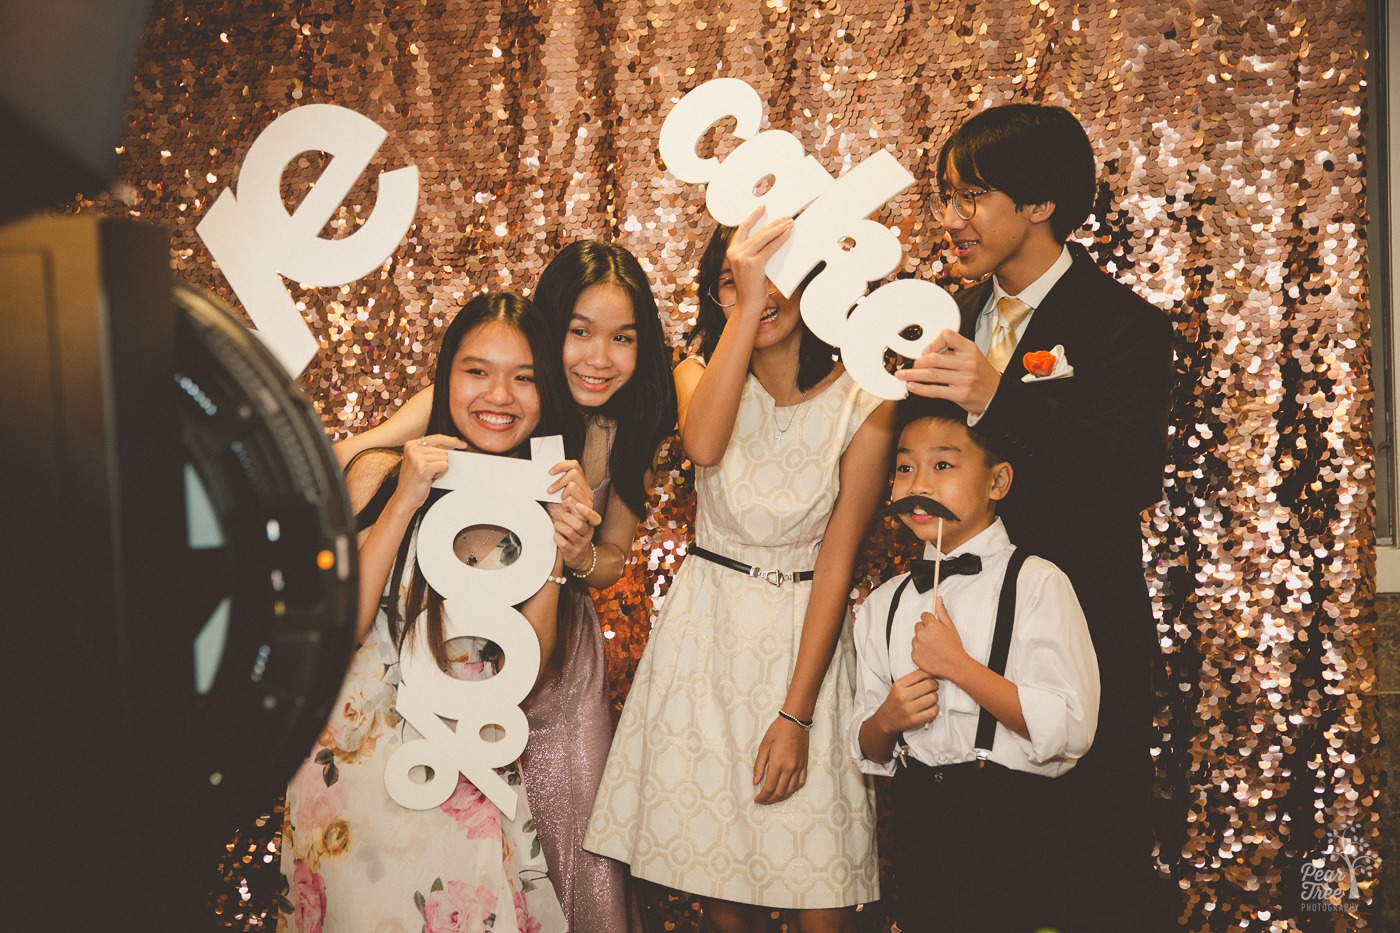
[690,545,814,587]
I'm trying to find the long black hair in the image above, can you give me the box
[936,104,1096,242]
[422,292,583,452]
[376,292,584,668]
[534,240,677,517]
[691,224,835,393]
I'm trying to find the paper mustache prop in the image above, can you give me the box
[883,495,962,607]
[881,495,960,522]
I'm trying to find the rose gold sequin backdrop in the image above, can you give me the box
[76,1,1377,929]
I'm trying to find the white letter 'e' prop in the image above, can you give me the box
[843,279,962,399]
[660,79,961,399]
[384,436,564,819]
[197,104,419,376]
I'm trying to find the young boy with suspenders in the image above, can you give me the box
[850,398,1100,933]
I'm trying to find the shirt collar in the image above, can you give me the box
[984,244,1074,314]
[921,517,1012,561]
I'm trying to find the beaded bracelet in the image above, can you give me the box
[568,542,598,581]
[545,574,569,586]
[777,708,814,730]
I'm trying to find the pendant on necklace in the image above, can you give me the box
[774,399,802,447]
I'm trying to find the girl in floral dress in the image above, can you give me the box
[280,292,588,933]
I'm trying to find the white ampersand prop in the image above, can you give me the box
[197,104,419,376]
[384,435,564,819]
[658,78,960,399]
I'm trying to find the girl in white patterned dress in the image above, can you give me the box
[586,212,894,932]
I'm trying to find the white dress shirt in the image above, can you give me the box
[966,245,1073,425]
[973,244,1075,353]
[848,518,1099,777]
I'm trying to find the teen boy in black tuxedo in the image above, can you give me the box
[898,104,1175,931]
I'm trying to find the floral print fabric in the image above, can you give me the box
[279,546,564,933]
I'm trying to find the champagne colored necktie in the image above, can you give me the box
[986,296,1031,373]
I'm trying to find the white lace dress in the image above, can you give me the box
[585,369,881,908]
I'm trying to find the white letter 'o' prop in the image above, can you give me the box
[414,488,558,607]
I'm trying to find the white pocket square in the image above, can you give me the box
[1021,345,1074,383]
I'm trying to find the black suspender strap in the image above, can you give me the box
[883,574,918,768]
[885,575,917,673]
[974,547,1029,761]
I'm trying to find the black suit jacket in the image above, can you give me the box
[958,243,1174,763]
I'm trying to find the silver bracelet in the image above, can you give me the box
[778,708,814,731]
[545,574,568,586]
[568,542,598,581]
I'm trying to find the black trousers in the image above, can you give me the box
[890,760,1069,933]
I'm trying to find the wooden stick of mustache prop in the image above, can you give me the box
[882,495,961,605]
[885,495,963,729]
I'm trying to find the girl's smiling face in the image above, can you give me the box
[715,262,804,351]
[448,320,541,453]
[561,283,638,407]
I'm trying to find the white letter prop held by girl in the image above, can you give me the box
[384,435,564,819]
[197,104,419,377]
[658,78,960,400]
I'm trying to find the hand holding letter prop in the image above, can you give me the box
[659,78,959,399]
[546,459,601,571]
[385,436,563,819]
[727,208,796,321]
[395,434,467,509]
[897,329,1001,416]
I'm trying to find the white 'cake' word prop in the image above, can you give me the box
[659,78,959,399]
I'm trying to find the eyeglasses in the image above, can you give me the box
[935,186,998,221]
[709,275,779,310]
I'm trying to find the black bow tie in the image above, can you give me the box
[909,554,982,593]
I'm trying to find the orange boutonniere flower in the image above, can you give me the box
[1023,350,1057,377]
